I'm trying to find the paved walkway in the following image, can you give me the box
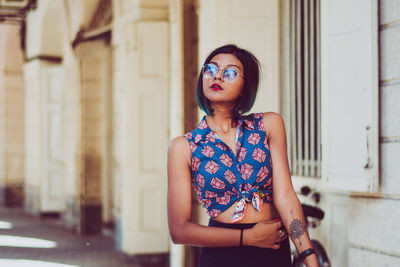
[0,206,168,267]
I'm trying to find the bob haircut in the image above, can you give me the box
[196,44,261,120]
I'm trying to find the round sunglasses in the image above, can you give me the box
[202,63,244,84]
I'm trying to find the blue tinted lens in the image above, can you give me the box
[223,68,238,83]
[203,64,218,78]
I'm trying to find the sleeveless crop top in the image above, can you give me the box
[184,113,273,222]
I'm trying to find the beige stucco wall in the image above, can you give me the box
[61,5,82,229]
[0,24,25,206]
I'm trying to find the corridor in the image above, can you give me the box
[0,206,166,267]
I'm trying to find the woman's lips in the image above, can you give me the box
[211,83,223,91]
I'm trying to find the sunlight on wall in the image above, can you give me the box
[0,235,57,248]
[0,221,13,229]
[0,259,80,267]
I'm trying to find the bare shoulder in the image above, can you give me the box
[168,136,192,182]
[261,112,285,134]
[168,136,192,162]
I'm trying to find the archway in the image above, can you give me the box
[23,0,66,214]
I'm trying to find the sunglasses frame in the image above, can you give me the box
[202,63,244,84]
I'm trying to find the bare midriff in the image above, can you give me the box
[213,201,280,224]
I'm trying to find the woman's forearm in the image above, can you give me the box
[276,191,311,249]
[170,221,241,247]
[170,219,283,248]
[274,191,319,266]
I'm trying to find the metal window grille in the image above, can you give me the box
[289,0,321,177]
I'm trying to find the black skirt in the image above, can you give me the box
[198,219,292,267]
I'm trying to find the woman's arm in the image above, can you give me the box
[263,112,319,266]
[167,136,285,248]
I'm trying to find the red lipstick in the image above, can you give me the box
[211,83,223,91]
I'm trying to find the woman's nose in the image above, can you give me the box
[214,69,223,81]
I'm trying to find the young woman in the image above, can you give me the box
[167,44,319,267]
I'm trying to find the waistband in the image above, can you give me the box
[208,219,257,230]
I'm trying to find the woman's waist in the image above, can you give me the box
[208,218,257,229]
[212,201,279,224]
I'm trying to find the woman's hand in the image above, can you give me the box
[244,219,287,249]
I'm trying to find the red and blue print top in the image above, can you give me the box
[184,113,273,222]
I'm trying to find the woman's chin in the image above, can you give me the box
[204,92,239,104]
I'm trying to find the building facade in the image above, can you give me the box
[0,0,399,266]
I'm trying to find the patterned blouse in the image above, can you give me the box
[184,113,273,222]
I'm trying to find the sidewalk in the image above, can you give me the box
[0,205,167,267]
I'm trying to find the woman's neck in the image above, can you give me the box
[206,108,237,134]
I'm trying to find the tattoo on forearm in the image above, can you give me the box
[289,210,306,246]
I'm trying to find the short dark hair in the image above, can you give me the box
[196,44,261,120]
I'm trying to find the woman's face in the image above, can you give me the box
[202,53,244,106]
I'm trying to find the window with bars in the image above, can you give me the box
[289,0,321,178]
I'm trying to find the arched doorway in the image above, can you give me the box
[73,0,114,234]
[24,0,66,214]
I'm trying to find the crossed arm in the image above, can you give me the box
[167,136,285,248]
[263,112,319,267]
